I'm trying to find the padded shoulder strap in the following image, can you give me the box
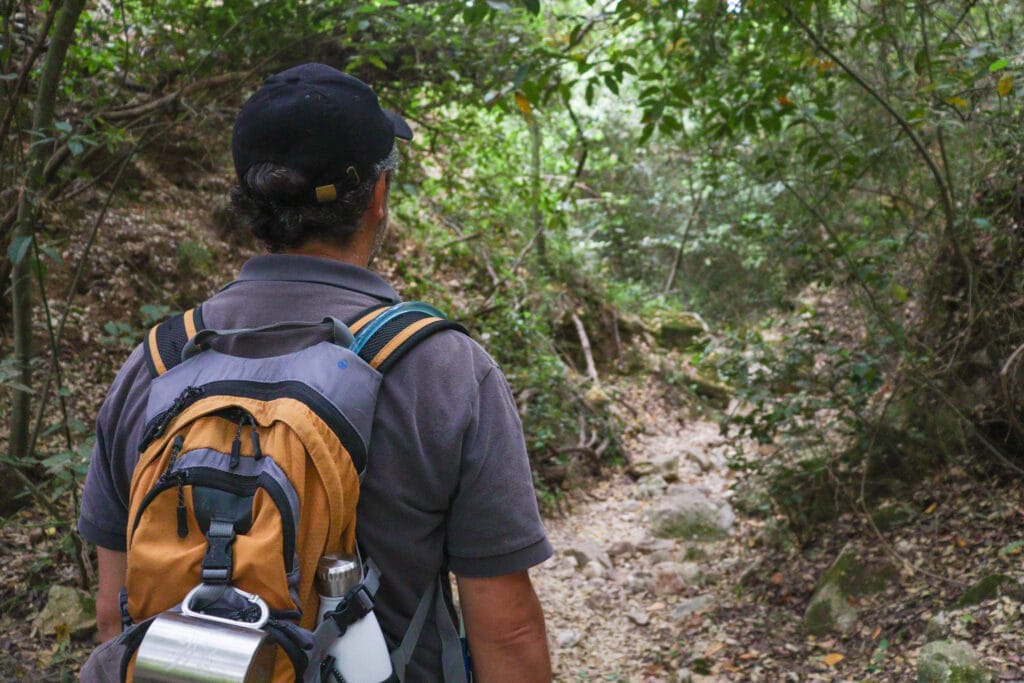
[349,302,467,374]
[143,305,205,378]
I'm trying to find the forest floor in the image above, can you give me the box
[1,376,1023,682]
[534,393,1024,683]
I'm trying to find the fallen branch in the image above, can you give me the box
[97,72,250,122]
[571,311,599,385]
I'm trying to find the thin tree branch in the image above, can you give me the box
[785,6,966,274]
[0,0,62,157]
[571,312,599,385]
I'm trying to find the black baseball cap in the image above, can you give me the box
[232,63,413,204]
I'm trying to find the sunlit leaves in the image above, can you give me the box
[997,73,1014,97]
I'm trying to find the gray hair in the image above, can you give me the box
[230,147,399,252]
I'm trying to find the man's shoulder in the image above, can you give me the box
[388,324,500,386]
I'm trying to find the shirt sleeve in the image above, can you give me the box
[78,344,153,551]
[445,364,553,577]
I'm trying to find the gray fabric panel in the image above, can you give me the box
[146,342,382,453]
[168,448,300,530]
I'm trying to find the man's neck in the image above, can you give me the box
[281,239,367,267]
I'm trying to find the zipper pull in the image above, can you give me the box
[248,415,263,461]
[163,435,185,477]
[175,472,189,539]
[229,415,243,470]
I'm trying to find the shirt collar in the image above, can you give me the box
[228,254,400,303]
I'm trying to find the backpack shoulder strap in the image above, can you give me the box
[348,301,467,374]
[143,305,206,378]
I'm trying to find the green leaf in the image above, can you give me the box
[603,72,620,95]
[68,140,84,156]
[988,58,1009,72]
[463,2,489,23]
[40,450,74,470]
[8,235,33,264]
[521,0,540,14]
[39,245,63,264]
[1,379,33,393]
[512,64,531,87]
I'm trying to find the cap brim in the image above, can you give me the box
[385,109,413,140]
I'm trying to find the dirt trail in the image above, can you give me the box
[534,418,741,682]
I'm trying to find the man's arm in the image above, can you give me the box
[96,547,127,642]
[456,570,551,683]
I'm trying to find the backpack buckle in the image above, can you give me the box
[201,519,237,584]
[326,583,375,633]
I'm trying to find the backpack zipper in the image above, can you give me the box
[228,410,261,469]
[163,435,185,478]
[141,386,204,448]
[129,467,298,574]
[174,471,189,538]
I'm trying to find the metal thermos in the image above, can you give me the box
[134,588,276,683]
[316,553,394,683]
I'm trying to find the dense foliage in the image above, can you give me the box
[2,0,1022,549]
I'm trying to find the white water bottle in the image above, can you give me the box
[315,553,393,683]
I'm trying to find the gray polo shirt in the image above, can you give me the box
[78,254,552,680]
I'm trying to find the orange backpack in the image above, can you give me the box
[116,303,463,682]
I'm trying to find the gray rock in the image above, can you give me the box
[31,585,96,640]
[647,486,734,540]
[804,542,899,636]
[651,561,702,595]
[924,612,949,641]
[607,540,635,558]
[657,311,708,349]
[627,572,652,594]
[636,538,676,555]
[955,574,1017,607]
[649,452,681,482]
[555,629,581,649]
[582,561,605,579]
[804,583,857,636]
[627,460,656,479]
[636,474,668,499]
[682,449,715,473]
[563,540,611,569]
[625,610,649,626]
[671,594,714,620]
[917,640,992,683]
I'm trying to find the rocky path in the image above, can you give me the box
[534,419,740,682]
[531,412,1024,683]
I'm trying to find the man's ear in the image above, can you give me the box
[365,172,390,221]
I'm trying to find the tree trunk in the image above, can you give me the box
[5,0,87,511]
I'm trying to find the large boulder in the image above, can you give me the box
[31,585,96,641]
[955,574,1017,607]
[656,311,708,350]
[917,640,992,683]
[804,583,857,637]
[804,543,898,636]
[647,486,734,541]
